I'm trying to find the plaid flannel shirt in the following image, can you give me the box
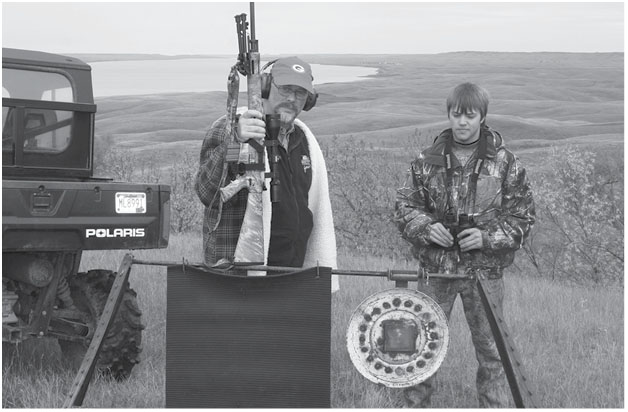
[195,115,247,265]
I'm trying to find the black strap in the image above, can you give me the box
[443,136,457,215]
[467,134,487,213]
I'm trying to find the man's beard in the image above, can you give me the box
[274,103,299,128]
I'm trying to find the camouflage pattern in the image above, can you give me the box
[404,278,509,408]
[395,126,534,407]
[394,126,535,276]
[233,53,266,264]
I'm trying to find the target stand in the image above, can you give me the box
[132,258,537,408]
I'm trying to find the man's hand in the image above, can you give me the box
[428,222,454,248]
[457,228,483,252]
[236,110,266,143]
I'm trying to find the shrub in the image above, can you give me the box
[94,137,202,234]
[167,152,203,234]
[529,145,623,286]
[322,133,425,259]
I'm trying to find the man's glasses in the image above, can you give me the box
[273,80,308,99]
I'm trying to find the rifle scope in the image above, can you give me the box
[265,114,281,202]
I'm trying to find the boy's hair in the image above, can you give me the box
[446,83,490,122]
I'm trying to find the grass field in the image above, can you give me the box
[2,234,623,408]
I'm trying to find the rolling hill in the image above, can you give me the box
[92,52,623,170]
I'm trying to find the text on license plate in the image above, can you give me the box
[115,192,146,214]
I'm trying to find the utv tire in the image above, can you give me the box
[58,269,144,380]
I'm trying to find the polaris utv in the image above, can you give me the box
[2,48,170,380]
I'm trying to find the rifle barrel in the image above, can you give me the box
[249,2,256,41]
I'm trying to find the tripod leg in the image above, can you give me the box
[476,278,539,408]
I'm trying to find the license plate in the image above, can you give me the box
[115,192,146,214]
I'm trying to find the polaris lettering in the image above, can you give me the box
[85,228,145,238]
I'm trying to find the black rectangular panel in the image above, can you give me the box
[166,265,331,408]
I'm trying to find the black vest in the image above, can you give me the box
[267,126,313,267]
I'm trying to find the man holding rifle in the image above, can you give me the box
[394,82,535,407]
[195,56,338,290]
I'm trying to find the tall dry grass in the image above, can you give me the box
[3,235,623,408]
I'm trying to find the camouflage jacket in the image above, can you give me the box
[394,126,535,275]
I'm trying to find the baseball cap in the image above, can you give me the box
[270,56,314,94]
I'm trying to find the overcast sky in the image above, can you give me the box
[2,2,624,55]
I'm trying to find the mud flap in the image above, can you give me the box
[477,278,539,408]
[166,264,331,408]
[63,253,134,408]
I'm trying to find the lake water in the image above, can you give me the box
[91,57,377,98]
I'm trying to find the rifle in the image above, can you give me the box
[219,3,267,265]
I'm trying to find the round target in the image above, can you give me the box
[346,288,449,388]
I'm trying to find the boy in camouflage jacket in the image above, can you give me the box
[394,83,535,407]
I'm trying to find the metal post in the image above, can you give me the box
[477,278,539,408]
